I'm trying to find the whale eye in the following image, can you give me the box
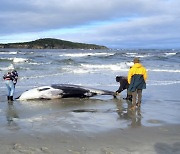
[38,88,50,91]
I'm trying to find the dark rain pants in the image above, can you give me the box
[132,89,142,106]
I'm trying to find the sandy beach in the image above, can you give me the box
[0,94,180,154]
[0,49,180,154]
[0,122,180,154]
[0,83,180,154]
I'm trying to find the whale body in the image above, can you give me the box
[18,84,115,100]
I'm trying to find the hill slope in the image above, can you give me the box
[0,38,108,49]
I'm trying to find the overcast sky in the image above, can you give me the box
[0,0,180,49]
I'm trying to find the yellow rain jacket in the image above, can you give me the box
[128,63,147,92]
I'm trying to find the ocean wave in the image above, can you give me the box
[0,51,18,55]
[0,57,28,63]
[0,58,12,62]
[81,64,123,71]
[123,53,153,58]
[28,62,42,65]
[123,52,177,59]
[149,69,180,73]
[148,80,180,86]
[164,52,177,56]
[81,62,133,70]
[13,58,28,63]
[61,62,132,74]
[59,52,115,58]
[27,61,51,65]
[20,73,62,80]
[0,64,15,71]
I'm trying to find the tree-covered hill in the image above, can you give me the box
[0,38,108,49]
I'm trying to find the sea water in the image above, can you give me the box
[0,49,180,133]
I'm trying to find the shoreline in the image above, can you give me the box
[0,124,180,154]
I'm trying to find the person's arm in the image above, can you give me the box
[128,69,132,84]
[3,74,6,80]
[143,68,147,82]
[116,80,126,93]
[11,72,18,85]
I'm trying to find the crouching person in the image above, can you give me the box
[114,76,132,101]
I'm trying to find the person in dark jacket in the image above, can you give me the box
[128,58,147,110]
[3,70,18,101]
[115,76,132,101]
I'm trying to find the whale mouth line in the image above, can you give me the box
[38,88,51,91]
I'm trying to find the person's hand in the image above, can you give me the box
[114,92,119,96]
[113,92,119,98]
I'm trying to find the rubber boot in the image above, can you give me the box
[9,96,13,101]
[128,95,132,102]
[7,96,10,101]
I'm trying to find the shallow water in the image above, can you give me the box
[0,49,180,133]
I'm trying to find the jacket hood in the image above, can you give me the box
[133,63,142,68]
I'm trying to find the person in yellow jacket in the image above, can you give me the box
[128,58,147,110]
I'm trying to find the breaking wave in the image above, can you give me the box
[59,52,115,58]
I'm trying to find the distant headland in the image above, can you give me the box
[0,38,108,49]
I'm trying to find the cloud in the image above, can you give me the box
[0,0,180,48]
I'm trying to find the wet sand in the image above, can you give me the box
[0,97,180,154]
[0,84,180,154]
[0,124,180,154]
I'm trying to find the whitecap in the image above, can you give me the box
[149,69,180,73]
[62,63,129,73]
[28,62,42,65]
[0,57,12,61]
[13,57,28,63]
[20,73,62,80]
[164,52,177,56]
[125,62,134,67]
[72,69,89,74]
[147,80,180,86]
[8,64,15,70]
[81,62,132,71]
[0,64,14,71]
[124,53,153,58]
[126,53,138,55]
[124,53,137,57]
[61,62,132,74]
[59,52,115,58]
[0,51,18,55]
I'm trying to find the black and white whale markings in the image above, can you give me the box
[18,84,115,100]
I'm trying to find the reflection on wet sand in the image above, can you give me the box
[6,102,19,126]
[4,97,143,132]
[69,98,142,128]
[114,99,142,128]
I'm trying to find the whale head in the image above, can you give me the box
[18,86,63,100]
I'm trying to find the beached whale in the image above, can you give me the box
[18,84,115,100]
